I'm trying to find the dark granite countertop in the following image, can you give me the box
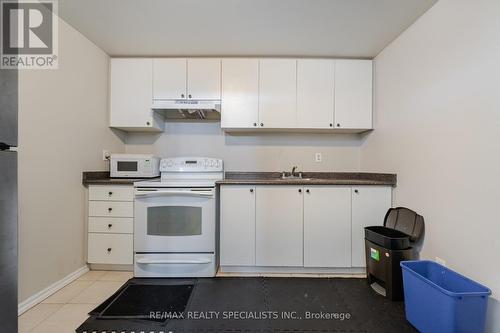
[217,172,396,186]
[82,171,158,186]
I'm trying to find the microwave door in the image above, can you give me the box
[134,192,215,253]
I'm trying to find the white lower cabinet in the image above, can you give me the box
[351,186,392,267]
[303,186,351,268]
[87,185,134,265]
[88,233,133,265]
[255,186,303,267]
[219,184,392,271]
[220,186,256,266]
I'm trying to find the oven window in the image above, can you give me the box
[117,161,138,172]
[147,206,202,236]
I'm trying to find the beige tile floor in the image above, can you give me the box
[18,270,132,333]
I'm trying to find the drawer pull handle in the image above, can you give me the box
[108,207,113,212]
[108,191,113,196]
[107,248,112,252]
[136,259,211,264]
[108,224,113,228]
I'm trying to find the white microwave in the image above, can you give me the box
[110,154,160,178]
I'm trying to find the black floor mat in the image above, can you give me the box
[77,277,417,333]
[97,283,193,321]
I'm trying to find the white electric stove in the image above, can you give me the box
[133,157,223,277]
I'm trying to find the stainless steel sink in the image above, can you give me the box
[279,176,314,181]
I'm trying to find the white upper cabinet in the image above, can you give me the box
[110,57,372,133]
[351,186,392,267]
[258,59,297,128]
[153,58,187,100]
[255,186,303,267]
[303,186,351,268]
[334,60,373,129]
[110,58,164,132]
[297,59,335,129]
[152,58,221,100]
[187,58,221,100]
[221,59,259,128]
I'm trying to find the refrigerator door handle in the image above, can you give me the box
[0,143,17,151]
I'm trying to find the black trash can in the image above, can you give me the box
[365,207,424,301]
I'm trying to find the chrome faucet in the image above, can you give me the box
[281,166,302,179]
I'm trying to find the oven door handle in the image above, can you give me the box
[135,190,214,198]
[136,259,212,265]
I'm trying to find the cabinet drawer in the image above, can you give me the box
[89,201,133,217]
[88,233,133,264]
[89,186,133,201]
[89,217,133,234]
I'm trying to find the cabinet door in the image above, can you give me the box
[110,58,161,130]
[221,59,259,129]
[153,58,187,100]
[256,186,303,266]
[187,58,221,100]
[334,60,373,129]
[258,59,297,128]
[297,60,335,129]
[220,186,256,266]
[351,186,392,267]
[304,186,351,267]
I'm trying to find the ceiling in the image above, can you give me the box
[58,0,437,58]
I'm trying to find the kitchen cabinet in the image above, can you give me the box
[153,58,221,101]
[187,58,221,100]
[219,184,392,272]
[109,58,164,132]
[303,186,351,267]
[153,58,187,100]
[258,59,297,128]
[88,233,133,265]
[221,59,259,129]
[351,186,392,267]
[87,185,134,266]
[220,185,256,266]
[255,186,303,266]
[297,59,335,129]
[334,60,373,129]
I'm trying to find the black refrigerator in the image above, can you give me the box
[0,68,18,331]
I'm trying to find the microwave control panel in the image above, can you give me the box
[160,157,223,172]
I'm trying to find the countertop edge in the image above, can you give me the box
[82,171,154,186]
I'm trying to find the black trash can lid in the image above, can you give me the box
[383,207,424,242]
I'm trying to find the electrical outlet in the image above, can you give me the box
[315,153,322,163]
[436,257,446,266]
[102,150,111,161]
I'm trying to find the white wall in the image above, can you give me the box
[125,122,363,172]
[18,19,125,302]
[360,0,500,330]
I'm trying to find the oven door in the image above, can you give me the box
[134,187,215,253]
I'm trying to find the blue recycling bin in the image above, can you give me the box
[400,260,491,333]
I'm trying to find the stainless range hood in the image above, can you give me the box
[152,99,221,120]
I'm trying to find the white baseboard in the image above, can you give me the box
[18,265,89,315]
